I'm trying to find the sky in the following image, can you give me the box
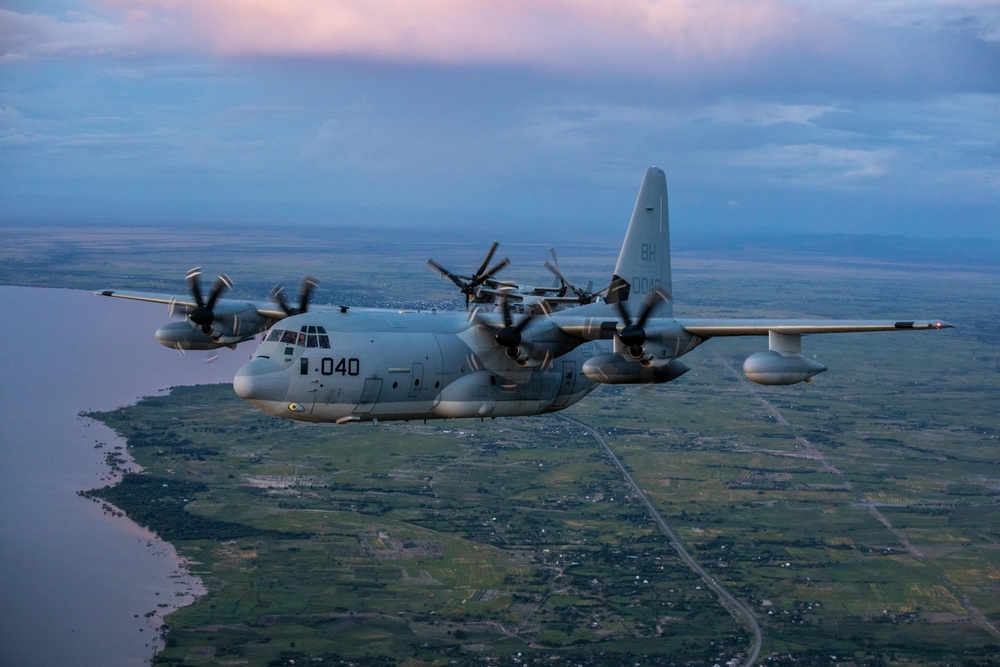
[1,1,998,240]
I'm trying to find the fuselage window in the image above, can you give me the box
[280,331,297,344]
[318,335,330,348]
[267,329,284,342]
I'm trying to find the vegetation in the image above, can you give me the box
[55,222,999,666]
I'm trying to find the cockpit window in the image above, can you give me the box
[268,327,328,349]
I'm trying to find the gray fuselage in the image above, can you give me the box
[234,308,609,423]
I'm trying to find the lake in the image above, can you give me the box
[0,286,250,667]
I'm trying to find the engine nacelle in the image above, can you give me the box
[582,353,690,385]
[743,351,827,385]
[156,321,221,350]
[155,321,254,350]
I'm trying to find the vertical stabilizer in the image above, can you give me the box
[607,167,672,316]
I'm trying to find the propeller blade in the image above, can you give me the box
[471,257,511,289]
[270,284,291,314]
[297,276,318,314]
[427,259,467,290]
[636,287,669,329]
[186,267,204,306]
[544,257,605,303]
[493,290,540,352]
[186,269,229,335]
[271,276,318,317]
[474,241,500,279]
[544,259,567,285]
[428,244,510,309]
[615,287,669,351]
[205,274,232,310]
[614,299,633,327]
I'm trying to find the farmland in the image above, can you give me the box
[76,228,1000,666]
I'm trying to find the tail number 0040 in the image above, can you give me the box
[321,357,360,376]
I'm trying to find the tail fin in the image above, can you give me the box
[607,167,672,316]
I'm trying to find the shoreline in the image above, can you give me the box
[78,408,210,660]
[0,286,248,667]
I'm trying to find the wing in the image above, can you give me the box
[96,288,292,350]
[680,318,953,337]
[95,289,287,320]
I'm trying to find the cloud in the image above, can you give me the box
[0,8,150,60]
[4,2,995,96]
[703,101,841,126]
[790,0,1000,43]
[101,0,814,66]
[732,143,896,185]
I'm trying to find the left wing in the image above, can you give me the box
[678,317,952,385]
[550,307,953,386]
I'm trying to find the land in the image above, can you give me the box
[6,220,998,665]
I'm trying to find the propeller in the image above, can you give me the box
[428,241,511,308]
[493,289,539,358]
[544,248,611,304]
[614,287,669,358]
[186,267,232,335]
[271,276,318,317]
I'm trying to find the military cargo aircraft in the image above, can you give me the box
[97,167,952,424]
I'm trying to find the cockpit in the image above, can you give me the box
[263,325,331,355]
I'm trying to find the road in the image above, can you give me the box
[557,413,763,667]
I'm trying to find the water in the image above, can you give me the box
[0,286,250,667]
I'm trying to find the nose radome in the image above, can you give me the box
[234,357,289,402]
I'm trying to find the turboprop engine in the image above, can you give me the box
[582,353,690,385]
[155,303,268,350]
[742,331,827,385]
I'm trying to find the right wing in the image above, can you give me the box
[95,289,286,320]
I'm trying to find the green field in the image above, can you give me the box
[18,220,997,665]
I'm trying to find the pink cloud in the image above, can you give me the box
[94,0,829,72]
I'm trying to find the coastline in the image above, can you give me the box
[78,408,210,655]
[0,286,247,667]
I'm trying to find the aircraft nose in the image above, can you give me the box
[233,357,289,402]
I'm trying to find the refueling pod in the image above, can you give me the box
[743,331,827,385]
[743,350,827,385]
